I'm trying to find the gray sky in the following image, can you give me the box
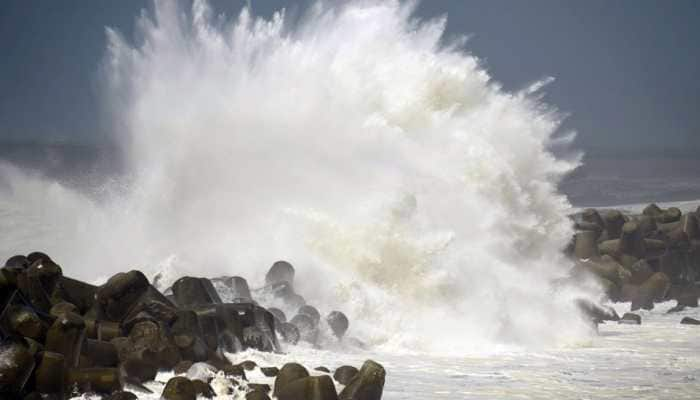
[1,0,699,157]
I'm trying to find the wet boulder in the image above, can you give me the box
[290,313,318,343]
[619,221,646,259]
[4,304,46,340]
[44,311,86,368]
[273,363,310,398]
[106,391,138,400]
[268,307,287,324]
[618,312,641,325]
[338,360,385,400]
[96,270,150,321]
[604,210,626,239]
[680,317,700,325]
[218,276,252,302]
[50,301,79,318]
[34,351,65,395]
[53,276,98,314]
[266,261,295,286]
[298,305,321,326]
[573,230,599,260]
[17,257,63,312]
[247,391,272,400]
[631,272,670,311]
[211,303,280,352]
[0,341,36,394]
[326,311,349,338]
[162,376,197,400]
[82,339,119,367]
[575,299,620,323]
[172,277,222,308]
[333,366,359,385]
[627,259,654,285]
[65,367,123,394]
[261,367,280,377]
[277,322,300,344]
[277,375,339,400]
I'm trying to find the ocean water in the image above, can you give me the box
[1,1,699,399]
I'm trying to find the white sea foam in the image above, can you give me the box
[0,0,590,354]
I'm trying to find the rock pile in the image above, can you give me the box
[570,204,700,320]
[0,254,382,399]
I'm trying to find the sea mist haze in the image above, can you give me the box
[1,1,699,399]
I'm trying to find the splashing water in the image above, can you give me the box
[0,0,590,354]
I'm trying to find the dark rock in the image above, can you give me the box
[4,254,29,269]
[290,313,318,343]
[298,305,321,326]
[604,210,626,239]
[26,251,52,264]
[17,258,63,312]
[172,277,222,308]
[220,276,252,302]
[575,299,620,323]
[239,360,257,370]
[619,312,641,324]
[680,317,700,325]
[105,391,138,400]
[277,375,338,400]
[261,367,279,377]
[627,259,654,285]
[0,341,36,394]
[50,301,79,318]
[268,307,286,324]
[315,366,330,373]
[65,367,123,394]
[643,203,663,217]
[333,366,359,385]
[273,363,310,397]
[573,230,599,260]
[192,379,216,398]
[5,304,45,340]
[248,383,271,393]
[266,261,295,286]
[631,272,670,311]
[97,321,123,342]
[174,360,194,375]
[34,351,65,395]
[54,277,98,314]
[658,207,682,223]
[120,351,158,383]
[44,311,86,368]
[246,391,272,400]
[326,312,349,339]
[162,376,197,400]
[619,221,646,259]
[96,270,150,321]
[83,339,119,367]
[338,360,385,400]
[277,322,300,344]
[666,303,686,313]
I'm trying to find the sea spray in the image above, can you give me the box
[0,0,589,353]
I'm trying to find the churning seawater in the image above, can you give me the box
[1,1,698,398]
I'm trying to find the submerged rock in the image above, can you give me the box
[162,376,197,400]
[680,317,700,325]
[619,312,641,325]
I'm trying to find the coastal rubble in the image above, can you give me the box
[0,255,382,399]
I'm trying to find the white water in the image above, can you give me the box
[0,0,590,354]
[6,1,698,398]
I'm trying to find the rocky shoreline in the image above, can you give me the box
[570,203,700,326]
[0,257,385,399]
[2,202,699,399]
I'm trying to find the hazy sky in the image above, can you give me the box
[1,0,698,157]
